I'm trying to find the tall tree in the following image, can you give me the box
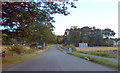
[102,28,115,39]
[63,26,115,47]
[2,2,76,32]
[69,29,81,46]
[63,26,81,46]
[89,27,104,46]
[2,2,77,45]
[80,26,91,43]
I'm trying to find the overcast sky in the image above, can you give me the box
[52,0,119,38]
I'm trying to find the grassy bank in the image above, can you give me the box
[59,45,69,51]
[67,52,118,70]
[56,46,63,52]
[2,45,49,64]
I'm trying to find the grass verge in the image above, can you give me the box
[56,46,63,52]
[67,52,119,70]
[2,45,50,64]
[59,45,68,51]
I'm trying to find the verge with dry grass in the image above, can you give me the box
[2,45,50,64]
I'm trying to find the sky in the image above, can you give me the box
[52,0,119,38]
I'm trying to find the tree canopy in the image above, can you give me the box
[63,26,115,47]
[2,2,76,45]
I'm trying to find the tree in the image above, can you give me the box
[63,26,115,47]
[80,26,91,43]
[63,29,70,45]
[69,29,81,46]
[89,27,104,46]
[2,2,77,45]
[2,2,76,33]
[102,28,115,39]
[27,23,55,45]
[2,33,16,45]
[56,35,63,44]
[63,26,81,46]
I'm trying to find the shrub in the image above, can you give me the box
[65,44,76,51]
[8,38,16,45]
[11,44,24,54]
[2,33,17,45]
[29,42,39,47]
[104,41,111,46]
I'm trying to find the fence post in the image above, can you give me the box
[69,48,72,52]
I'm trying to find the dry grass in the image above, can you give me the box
[1,45,50,59]
[1,45,32,58]
[2,45,31,51]
[76,47,118,59]
[76,47,118,51]
[2,45,50,64]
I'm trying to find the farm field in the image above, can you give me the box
[76,47,118,51]
[76,47,118,59]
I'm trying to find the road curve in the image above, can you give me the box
[3,45,117,71]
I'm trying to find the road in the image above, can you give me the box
[3,45,117,71]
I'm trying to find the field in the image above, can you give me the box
[76,47,118,51]
[76,47,118,59]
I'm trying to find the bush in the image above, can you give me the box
[9,38,16,45]
[11,44,24,54]
[66,44,76,51]
[29,42,39,47]
[2,34,16,45]
[104,41,111,46]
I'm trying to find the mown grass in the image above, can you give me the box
[56,46,63,52]
[2,45,49,64]
[67,52,119,70]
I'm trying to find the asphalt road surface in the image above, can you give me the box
[3,45,117,71]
